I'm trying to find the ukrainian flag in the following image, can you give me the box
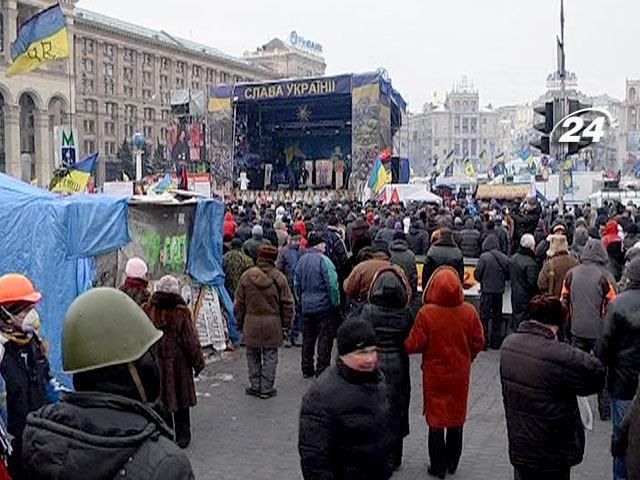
[464,155,475,178]
[368,157,392,193]
[8,5,69,77]
[50,153,98,194]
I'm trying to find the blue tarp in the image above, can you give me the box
[0,174,130,384]
[188,199,238,342]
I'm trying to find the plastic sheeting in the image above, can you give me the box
[0,174,130,384]
[187,199,238,342]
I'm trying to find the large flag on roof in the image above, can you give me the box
[8,5,69,77]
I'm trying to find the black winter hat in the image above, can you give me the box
[307,232,325,248]
[371,238,390,254]
[337,319,377,356]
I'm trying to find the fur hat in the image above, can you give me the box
[157,275,180,295]
[547,234,569,257]
[257,245,279,263]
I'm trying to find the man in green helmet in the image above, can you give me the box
[21,287,195,480]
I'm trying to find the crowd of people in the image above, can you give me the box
[0,192,639,479]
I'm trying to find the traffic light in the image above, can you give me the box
[566,99,594,155]
[530,101,554,155]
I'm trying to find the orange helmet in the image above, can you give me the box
[0,274,42,305]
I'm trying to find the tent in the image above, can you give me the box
[0,173,130,383]
[378,184,443,205]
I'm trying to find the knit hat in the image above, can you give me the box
[307,232,325,248]
[337,319,377,356]
[257,245,279,263]
[125,257,148,279]
[157,275,180,295]
[547,234,569,257]
[252,225,263,236]
[372,238,390,255]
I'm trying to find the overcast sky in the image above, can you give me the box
[79,0,638,112]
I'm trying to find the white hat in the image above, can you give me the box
[157,275,180,295]
[125,257,148,279]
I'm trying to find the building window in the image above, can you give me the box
[176,77,185,89]
[462,139,468,153]
[143,53,153,67]
[176,61,185,75]
[83,38,94,54]
[463,101,469,112]
[104,80,115,96]
[192,65,201,78]
[83,140,95,155]
[104,43,114,58]
[124,86,133,98]
[104,141,116,156]
[454,142,460,155]
[220,71,230,84]
[191,79,201,90]
[160,75,169,88]
[84,99,97,113]
[142,89,153,100]
[470,118,478,134]
[123,48,134,62]
[143,126,153,139]
[124,124,135,139]
[161,92,170,105]
[123,67,133,83]
[454,101,460,112]
[105,102,117,118]
[471,139,477,155]
[0,13,4,53]
[104,121,115,137]
[234,75,242,84]
[160,57,170,70]
[471,101,477,111]
[462,118,469,134]
[144,108,155,121]
[103,63,114,77]
[82,78,94,93]
[83,119,95,134]
[630,87,637,103]
[206,69,217,84]
[82,58,94,75]
[162,110,170,122]
[142,71,152,85]
[161,128,168,141]
[125,105,137,120]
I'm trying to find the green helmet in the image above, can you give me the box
[63,287,163,374]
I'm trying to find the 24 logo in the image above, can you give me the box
[553,107,614,144]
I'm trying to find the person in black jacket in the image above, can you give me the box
[474,235,510,349]
[455,218,482,258]
[597,257,640,480]
[422,228,464,288]
[509,234,540,331]
[235,215,253,243]
[299,319,391,480]
[501,295,605,480]
[361,266,413,471]
[407,219,430,256]
[389,232,418,299]
[513,196,542,246]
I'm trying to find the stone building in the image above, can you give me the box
[243,34,326,79]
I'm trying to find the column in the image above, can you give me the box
[4,104,19,178]
[34,110,51,186]
[4,1,17,61]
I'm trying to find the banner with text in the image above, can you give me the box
[230,75,351,102]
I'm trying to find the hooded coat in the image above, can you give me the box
[223,212,237,240]
[22,392,194,480]
[143,292,205,412]
[561,239,616,341]
[455,219,482,258]
[616,380,640,480]
[389,239,418,297]
[405,267,485,428]
[361,267,413,444]
[474,235,510,294]
[234,261,294,348]
[242,233,271,264]
[406,221,430,256]
[537,236,578,298]
[571,226,589,260]
[421,230,465,288]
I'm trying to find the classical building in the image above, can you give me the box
[400,78,499,175]
[72,8,281,184]
[0,0,77,185]
[621,79,640,168]
[243,34,326,79]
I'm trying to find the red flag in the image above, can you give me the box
[390,188,400,204]
[380,147,392,163]
[379,189,388,204]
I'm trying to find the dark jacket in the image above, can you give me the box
[513,203,542,243]
[235,222,253,243]
[422,232,464,288]
[617,380,640,480]
[474,236,510,294]
[455,220,482,258]
[276,244,304,291]
[500,321,605,473]
[119,278,151,307]
[406,223,430,256]
[361,267,413,444]
[23,392,194,480]
[389,239,418,297]
[143,292,205,412]
[1,337,50,455]
[509,247,540,321]
[295,249,340,315]
[597,284,640,400]
[242,234,271,264]
[235,261,294,348]
[299,362,392,480]
[375,219,397,246]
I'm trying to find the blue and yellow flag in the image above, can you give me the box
[443,149,455,177]
[50,153,98,193]
[367,157,392,193]
[464,155,475,178]
[8,5,69,77]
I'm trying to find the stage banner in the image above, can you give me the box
[234,75,351,102]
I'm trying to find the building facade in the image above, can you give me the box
[243,36,326,79]
[0,0,77,185]
[621,79,640,169]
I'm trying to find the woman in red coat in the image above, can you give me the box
[405,266,485,479]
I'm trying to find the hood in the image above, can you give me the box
[626,257,640,284]
[389,239,409,253]
[423,266,464,307]
[24,392,171,480]
[464,218,474,229]
[368,266,411,308]
[580,238,608,265]
[573,227,589,248]
[482,234,500,252]
[603,220,619,236]
[148,291,186,310]
[244,266,275,289]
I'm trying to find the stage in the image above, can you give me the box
[208,72,406,191]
